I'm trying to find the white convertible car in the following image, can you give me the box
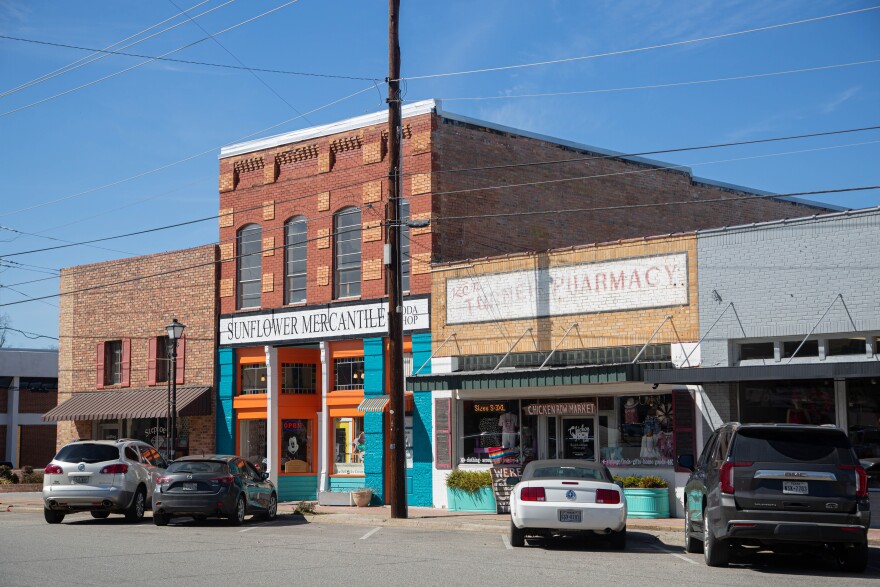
[509,459,627,548]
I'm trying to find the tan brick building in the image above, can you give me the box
[48,245,218,457]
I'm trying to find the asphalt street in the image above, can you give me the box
[1,509,879,587]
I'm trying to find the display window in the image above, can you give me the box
[333,417,365,474]
[239,419,267,470]
[846,379,880,489]
[281,419,312,473]
[459,400,537,465]
[598,395,675,467]
[739,381,835,425]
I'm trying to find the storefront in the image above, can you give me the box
[216,297,431,503]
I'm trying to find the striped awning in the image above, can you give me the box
[42,386,212,422]
[357,392,414,413]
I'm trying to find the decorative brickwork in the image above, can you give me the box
[362,220,382,242]
[362,141,385,164]
[330,135,363,152]
[317,191,330,211]
[262,236,275,256]
[316,229,330,249]
[363,258,383,281]
[220,278,233,298]
[218,208,234,228]
[410,212,432,236]
[263,157,279,184]
[263,200,275,220]
[277,144,318,165]
[411,173,431,195]
[411,131,431,154]
[411,252,432,275]
[219,242,233,261]
[234,157,264,173]
[317,266,329,286]
[219,172,236,193]
[363,181,382,204]
[262,272,274,293]
[317,151,334,174]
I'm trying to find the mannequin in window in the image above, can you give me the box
[499,411,518,449]
[787,399,810,424]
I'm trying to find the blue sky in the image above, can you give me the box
[0,0,878,347]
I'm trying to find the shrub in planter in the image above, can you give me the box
[613,475,670,518]
[0,466,19,484]
[445,470,495,512]
[445,469,492,493]
[21,466,43,485]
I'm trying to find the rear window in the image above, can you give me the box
[528,466,608,481]
[732,428,857,465]
[54,444,120,464]
[166,461,228,474]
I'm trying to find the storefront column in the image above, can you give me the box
[319,341,330,492]
[265,345,279,486]
[216,348,236,454]
[363,337,385,504]
[410,332,433,506]
[6,376,20,466]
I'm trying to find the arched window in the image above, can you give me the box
[400,199,411,293]
[237,224,262,309]
[334,207,361,299]
[285,216,307,304]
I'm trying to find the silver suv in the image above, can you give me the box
[43,439,167,524]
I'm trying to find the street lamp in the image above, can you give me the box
[165,318,186,461]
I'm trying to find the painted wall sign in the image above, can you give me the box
[446,252,688,324]
[219,297,429,345]
[524,402,596,416]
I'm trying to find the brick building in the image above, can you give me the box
[1,348,58,468]
[46,245,218,457]
[215,99,831,504]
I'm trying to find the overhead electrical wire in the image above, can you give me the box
[399,5,880,81]
[0,0,303,119]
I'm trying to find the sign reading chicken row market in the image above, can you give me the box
[446,252,689,324]
[219,298,430,345]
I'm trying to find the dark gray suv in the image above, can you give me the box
[679,423,870,572]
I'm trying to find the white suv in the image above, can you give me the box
[43,439,167,524]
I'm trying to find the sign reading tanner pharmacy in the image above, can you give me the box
[220,297,429,345]
[446,252,687,324]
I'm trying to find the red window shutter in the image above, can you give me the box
[121,339,131,387]
[673,389,697,472]
[434,397,452,470]
[175,335,186,385]
[96,342,106,389]
[147,337,158,386]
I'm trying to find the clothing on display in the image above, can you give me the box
[499,412,518,449]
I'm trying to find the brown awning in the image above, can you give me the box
[42,386,212,422]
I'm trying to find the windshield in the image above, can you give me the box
[54,444,119,464]
[528,466,608,481]
[733,428,857,465]
[166,461,228,474]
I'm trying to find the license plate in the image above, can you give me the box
[69,475,88,484]
[558,509,582,523]
[783,481,808,495]
[182,482,198,491]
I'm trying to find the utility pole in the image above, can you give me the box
[386,0,407,519]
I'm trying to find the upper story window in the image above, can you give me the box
[401,198,410,293]
[237,224,262,309]
[282,363,317,394]
[105,341,123,385]
[285,217,307,305]
[334,357,364,390]
[782,339,819,359]
[334,208,361,299]
[828,337,866,356]
[155,336,169,383]
[738,342,774,361]
[241,363,268,395]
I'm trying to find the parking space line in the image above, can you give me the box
[360,526,381,540]
[239,527,255,533]
[501,534,513,550]
[649,544,699,565]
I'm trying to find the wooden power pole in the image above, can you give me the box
[386,0,407,519]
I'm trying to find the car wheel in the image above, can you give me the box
[703,517,729,567]
[153,512,170,527]
[90,511,110,519]
[684,517,703,554]
[228,497,246,526]
[261,493,278,521]
[837,542,868,573]
[44,508,65,524]
[124,487,146,522]
[608,526,627,550]
[510,520,526,547]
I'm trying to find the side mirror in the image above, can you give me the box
[505,476,520,486]
[261,471,270,481]
[677,454,695,471]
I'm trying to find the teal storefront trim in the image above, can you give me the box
[363,337,385,505]
[278,476,318,501]
[216,348,236,454]
[329,477,366,491]
[447,487,496,512]
[410,332,433,506]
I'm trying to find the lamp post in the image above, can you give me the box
[165,318,186,460]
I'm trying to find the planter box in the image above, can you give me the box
[318,491,354,506]
[446,487,496,512]
[624,488,670,519]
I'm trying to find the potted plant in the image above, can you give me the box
[352,487,373,507]
[445,469,496,512]
[613,475,670,518]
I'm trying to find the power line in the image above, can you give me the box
[0,0,218,99]
[400,5,880,81]
[0,33,376,82]
[433,59,880,102]
[0,326,58,341]
[0,0,303,119]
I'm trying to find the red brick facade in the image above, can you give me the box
[56,245,218,453]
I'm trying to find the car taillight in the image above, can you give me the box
[44,464,63,475]
[839,465,868,498]
[157,476,172,485]
[596,488,620,504]
[520,487,546,501]
[210,475,234,486]
[719,461,752,494]
[99,463,129,474]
